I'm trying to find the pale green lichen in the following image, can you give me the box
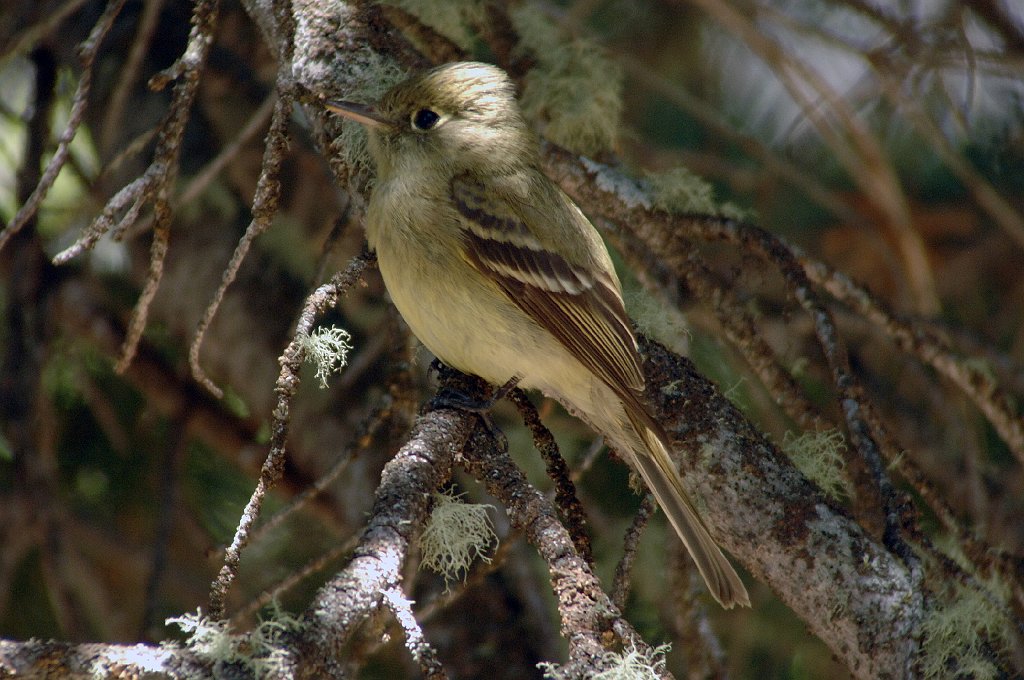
[644,166,748,220]
[920,583,1012,679]
[301,325,353,388]
[510,6,623,156]
[540,643,671,680]
[593,644,671,680]
[917,536,1014,678]
[624,284,691,354]
[418,490,497,585]
[166,604,304,679]
[249,602,304,679]
[782,428,853,500]
[332,54,406,178]
[166,609,242,665]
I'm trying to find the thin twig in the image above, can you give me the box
[0,0,127,251]
[0,0,93,69]
[507,388,593,564]
[190,87,292,397]
[208,251,375,619]
[612,494,655,611]
[801,256,1024,464]
[115,208,169,374]
[684,0,938,313]
[99,0,167,155]
[382,586,449,680]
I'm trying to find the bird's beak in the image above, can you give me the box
[324,99,392,129]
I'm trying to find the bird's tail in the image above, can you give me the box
[623,409,750,609]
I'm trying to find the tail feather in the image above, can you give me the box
[625,412,750,609]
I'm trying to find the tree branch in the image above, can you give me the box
[292,406,467,678]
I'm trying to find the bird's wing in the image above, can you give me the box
[451,172,645,396]
[451,174,750,610]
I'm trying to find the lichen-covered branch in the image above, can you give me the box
[457,406,668,679]
[638,335,920,677]
[292,406,468,678]
[0,639,212,679]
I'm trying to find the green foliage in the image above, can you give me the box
[511,6,623,156]
[418,489,496,585]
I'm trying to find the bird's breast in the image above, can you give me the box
[367,178,532,385]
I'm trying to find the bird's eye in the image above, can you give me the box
[411,108,441,131]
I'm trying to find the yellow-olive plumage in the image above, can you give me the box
[327,62,749,608]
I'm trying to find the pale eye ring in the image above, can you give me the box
[411,108,441,131]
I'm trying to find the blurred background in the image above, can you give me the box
[1,0,1022,677]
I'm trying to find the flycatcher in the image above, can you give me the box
[326,61,749,608]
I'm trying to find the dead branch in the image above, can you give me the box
[802,256,1024,463]
[507,387,593,564]
[208,250,375,619]
[612,494,655,611]
[0,0,127,250]
[189,86,293,397]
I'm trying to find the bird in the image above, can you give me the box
[325,61,749,608]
